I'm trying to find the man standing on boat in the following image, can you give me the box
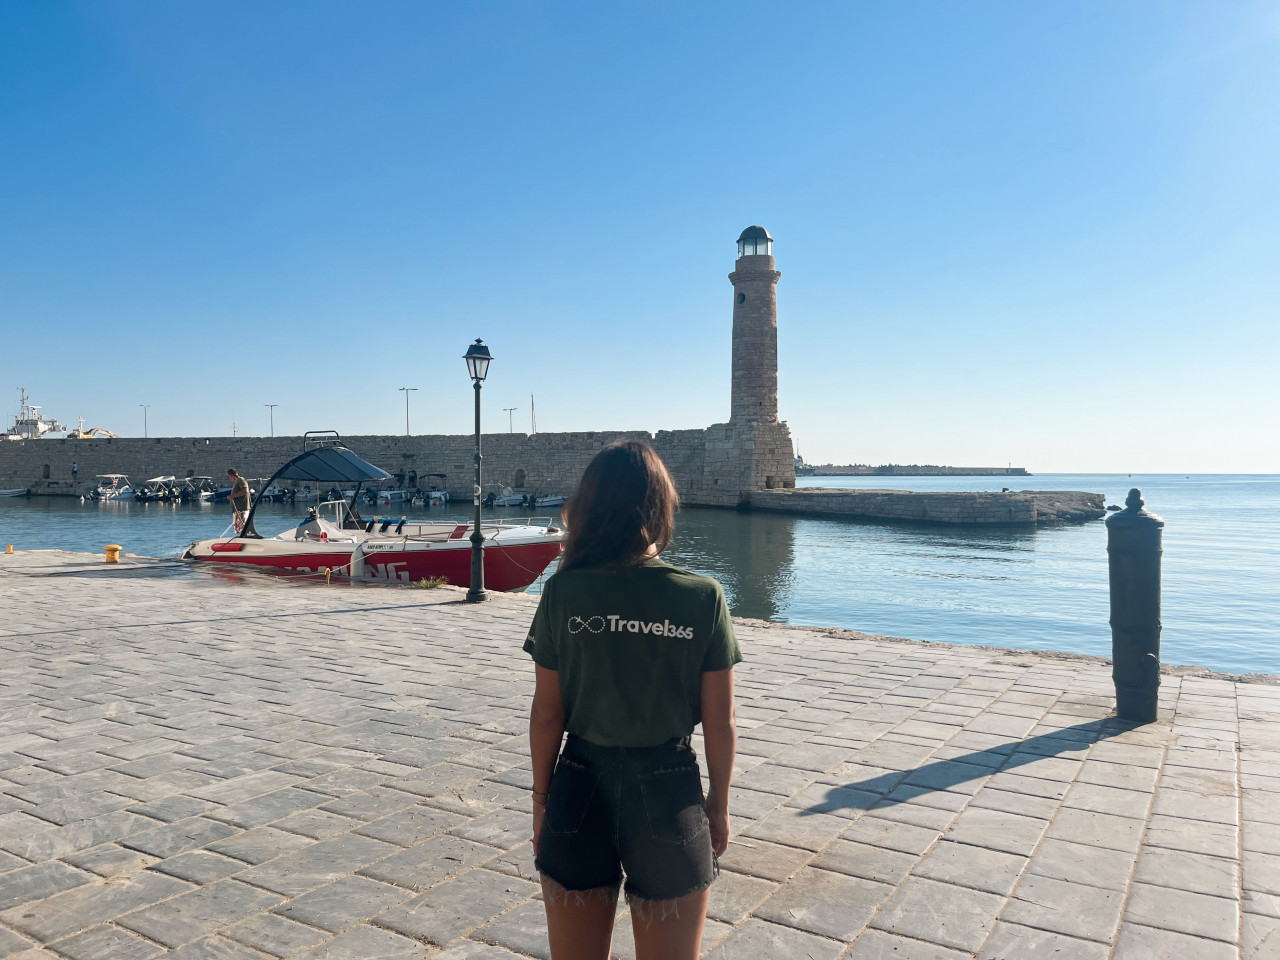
[227,468,250,535]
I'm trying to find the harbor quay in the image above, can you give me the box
[1,551,1277,959]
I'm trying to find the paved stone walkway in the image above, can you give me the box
[1,550,1277,959]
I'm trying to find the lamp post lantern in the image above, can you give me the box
[139,404,149,439]
[398,387,418,436]
[265,404,277,438]
[463,339,492,602]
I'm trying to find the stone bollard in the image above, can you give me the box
[1106,488,1163,722]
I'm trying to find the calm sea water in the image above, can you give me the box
[2,474,1276,676]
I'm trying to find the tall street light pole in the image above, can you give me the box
[399,387,418,437]
[139,404,149,439]
[503,407,517,433]
[265,404,277,438]
[463,339,492,602]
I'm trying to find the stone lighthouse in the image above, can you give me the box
[730,225,781,422]
[701,226,796,506]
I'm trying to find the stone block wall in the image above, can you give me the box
[0,427,776,508]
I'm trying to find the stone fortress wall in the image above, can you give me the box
[1,428,731,505]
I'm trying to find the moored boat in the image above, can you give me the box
[182,432,563,591]
[89,474,134,501]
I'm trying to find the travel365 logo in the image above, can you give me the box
[569,615,693,639]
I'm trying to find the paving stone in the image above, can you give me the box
[359,834,499,891]
[839,815,941,856]
[1151,787,1240,825]
[447,805,528,849]
[237,833,399,896]
[127,794,221,823]
[742,805,849,852]
[0,927,33,956]
[121,816,238,859]
[811,839,918,886]
[842,929,970,959]
[1144,814,1239,858]
[1133,845,1240,896]
[118,879,282,947]
[273,874,412,932]
[1062,781,1153,818]
[375,866,538,944]
[870,876,1004,953]
[207,787,326,829]
[703,916,844,960]
[168,935,304,959]
[433,942,528,960]
[1042,807,1145,854]
[978,921,1107,959]
[0,810,156,862]
[0,871,191,942]
[942,807,1047,857]
[0,861,93,911]
[225,912,328,957]
[1112,922,1238,959]
[706,869,778,925]
[1002,873,1125,943]
[483,840,538,883]
[204,826,314,865]
[60,842,156,877]
[716,837,813,882]
[43,924,164,960]
[911,840,1026,896]
[470,899,551,959]
[1024,837,1135,892]
[753,866,890,940]
[319,786,419,822]
[733,762,821,797]
[272,807,362,840]
[1246,850,1280,896]
[1242,910,1280,959]
[150,849,246,884]
[1123,882,1239,943]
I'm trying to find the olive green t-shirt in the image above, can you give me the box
[523,558,742,748]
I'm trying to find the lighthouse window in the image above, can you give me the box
[737,293,746,304]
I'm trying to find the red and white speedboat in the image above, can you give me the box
[183,433,563,591]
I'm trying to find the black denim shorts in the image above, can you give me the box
[535,735,717,902]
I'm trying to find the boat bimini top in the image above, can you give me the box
[237,431,391,539]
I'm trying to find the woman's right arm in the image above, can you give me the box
[700,667,736,856]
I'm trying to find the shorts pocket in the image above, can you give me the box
[640,763,707,846]
[546,754,599,837]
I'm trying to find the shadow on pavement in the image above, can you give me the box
[803,717,1136,816]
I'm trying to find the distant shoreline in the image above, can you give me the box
[799,464,1031,477]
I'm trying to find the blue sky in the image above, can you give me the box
[2,1,1276,472]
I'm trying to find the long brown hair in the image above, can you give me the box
[558,441,679,572]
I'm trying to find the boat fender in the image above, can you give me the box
[396,519,406,534]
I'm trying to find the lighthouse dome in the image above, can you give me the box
[737,225,772,257]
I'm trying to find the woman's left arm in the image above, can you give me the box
[529,664,566,852]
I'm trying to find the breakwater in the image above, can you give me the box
[751,487,1106,526]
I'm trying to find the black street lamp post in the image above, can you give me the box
[464,339,492,602]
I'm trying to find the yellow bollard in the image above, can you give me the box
[104,545,122,563]
[5,545,12,554]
